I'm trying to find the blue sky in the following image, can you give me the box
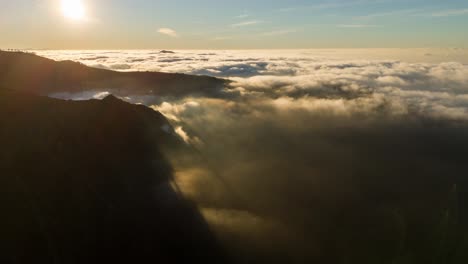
[1,0,468,49]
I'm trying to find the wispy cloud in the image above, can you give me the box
[158,28,178,38]
[231,20,262,28]
[431,9,468,17]
[354,8,423,20]
[236,13,249,19]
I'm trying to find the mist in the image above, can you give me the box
[41,49,468,263]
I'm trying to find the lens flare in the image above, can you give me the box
[61,0,85,21]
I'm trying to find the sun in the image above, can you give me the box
[61,0,86,21]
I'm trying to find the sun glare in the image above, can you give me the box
[61,0,85,21]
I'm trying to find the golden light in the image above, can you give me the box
[61,0,86,21]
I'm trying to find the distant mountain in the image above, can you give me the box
[0,90,226,263]
[0,50,227,97]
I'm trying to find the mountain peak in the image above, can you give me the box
[102,94,120,102]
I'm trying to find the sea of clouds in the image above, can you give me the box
[36,48,468,123]
[34,49,468,263]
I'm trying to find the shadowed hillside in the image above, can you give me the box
[0,51,226,97]
[0,90,226,263]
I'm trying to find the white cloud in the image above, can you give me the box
[236,13,249,19]
[175,126,191,143]
[36,49,468,121]
[231,20,262,28]
[92,91,111,99]
[158,28,179,37]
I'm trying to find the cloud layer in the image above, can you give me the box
[35,49,468,263]
[35,49,468,121]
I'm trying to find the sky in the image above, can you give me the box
[1,0,468,49]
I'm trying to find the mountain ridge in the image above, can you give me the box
[0,50,227,98]
[0,89,227,263]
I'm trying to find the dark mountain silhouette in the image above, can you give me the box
[0,90,226,263]
[0,50,226,97]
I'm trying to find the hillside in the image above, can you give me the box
[0,90,226,263]
[0,50,226,97]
